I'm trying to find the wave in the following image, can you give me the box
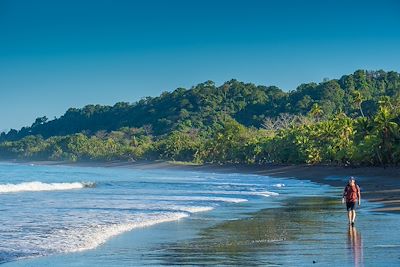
[41,212,189,254]
[129,204,215,213]
[0,181,95,194]
[137,195,248,203]
[256,191,279,197]
[0,212,190,263]
[195,190,279,197]
[137,189,279,198]
[171,206,214,213]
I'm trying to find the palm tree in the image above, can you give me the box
[309,103,324,121]
[352,90,365,117]
[373,106,399,165]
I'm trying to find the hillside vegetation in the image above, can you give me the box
[1,70,399,166]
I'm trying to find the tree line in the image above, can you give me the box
[0,70,399,166]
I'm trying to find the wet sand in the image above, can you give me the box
[143,195,400,266]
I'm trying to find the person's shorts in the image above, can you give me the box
[346,201,356,211]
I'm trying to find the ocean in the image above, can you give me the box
[0,162,399,266]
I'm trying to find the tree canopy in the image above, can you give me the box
[1,69,399,167]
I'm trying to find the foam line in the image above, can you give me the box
[43,213,189,253]
[0,181,95,193]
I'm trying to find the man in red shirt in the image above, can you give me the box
[342,177,361,227]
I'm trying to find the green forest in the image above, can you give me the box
[1,69,399,166]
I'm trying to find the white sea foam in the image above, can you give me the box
[139,195,248,203]
[177,206,214,213]
[196,190,279,197]
[138,205,214,213]
[256,191,280,197]
[273,183,285,188]
[0,181,95,194]
[141,189,279,198]
[40,213,189,253]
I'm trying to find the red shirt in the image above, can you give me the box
[344,184,360,203]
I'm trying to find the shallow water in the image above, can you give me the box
[0,162,294,265]
[0,162,399,266]
[157,196,400,266]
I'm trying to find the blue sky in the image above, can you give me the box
[1,0,399,131]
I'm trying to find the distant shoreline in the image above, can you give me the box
[2,159,400,213]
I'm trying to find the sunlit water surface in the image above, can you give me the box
[0,162,399,266]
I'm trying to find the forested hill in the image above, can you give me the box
[2,69,400,141]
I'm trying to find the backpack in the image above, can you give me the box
[345,183,360,202]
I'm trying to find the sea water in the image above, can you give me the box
[0,162,399,266]
[0,162,293,265]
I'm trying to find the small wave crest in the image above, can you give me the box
[197,190,279,198]
[42,212,189,253]
[0,181,95,194]
[256,191,279,197]
[177,191,279,199]
[140,195,248,203]
[178,206,214,213]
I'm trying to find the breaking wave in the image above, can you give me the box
[0,181,95,194]
[48,212,189,253]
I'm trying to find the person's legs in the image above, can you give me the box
[347,211,352,224]
[351,210,356,223]
[346,202,356,226]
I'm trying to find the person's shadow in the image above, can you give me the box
[347,226,364,267]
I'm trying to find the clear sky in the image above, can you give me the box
[1,0,399,131]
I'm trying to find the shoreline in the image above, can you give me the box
[2,160,400,266]
[3,159,400,213]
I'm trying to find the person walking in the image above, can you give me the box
[342,177,361,227]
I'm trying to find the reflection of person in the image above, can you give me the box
[342,177,361,227]
[347,227,363,267]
